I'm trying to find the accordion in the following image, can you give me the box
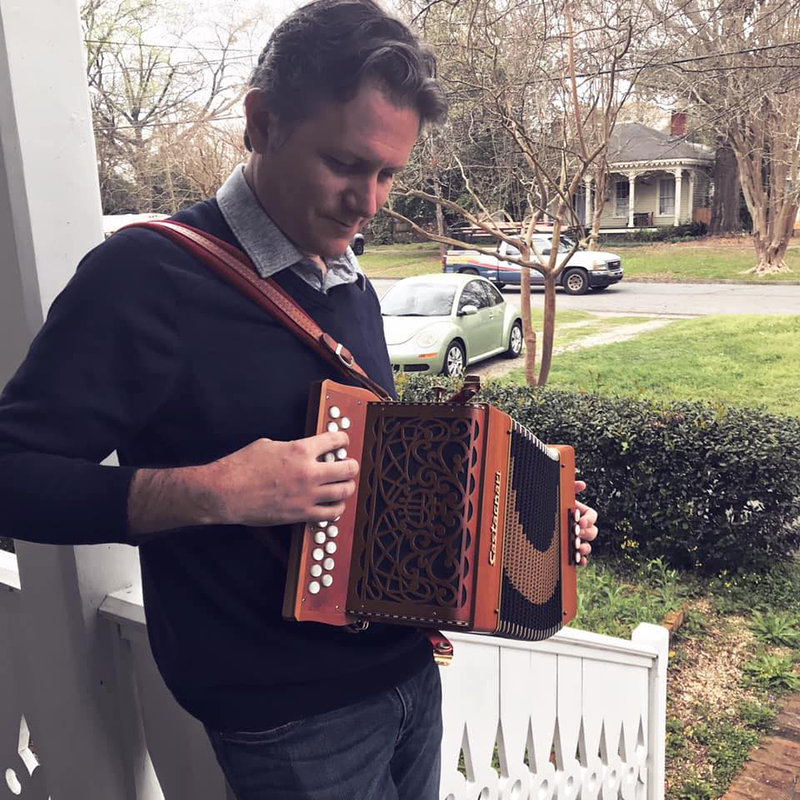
[282,380,579,642]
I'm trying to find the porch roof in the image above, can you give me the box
[608,122,714,166]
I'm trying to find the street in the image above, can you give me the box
[372,278,800,317]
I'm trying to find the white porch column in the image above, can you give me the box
[627,171,636,228]
[583,176,593,226]
[688,170,696,224]
[673,168,683,225]
[0,1,143,797]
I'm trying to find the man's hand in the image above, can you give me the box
[574,480,598,566]
[128,431,359,539]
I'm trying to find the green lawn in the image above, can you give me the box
[358,239,800,282]
[505,314,800,416]
[620,241,800,282]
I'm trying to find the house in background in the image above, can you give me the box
[576,114,715,230]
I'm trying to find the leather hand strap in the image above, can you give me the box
[123,219,392,401]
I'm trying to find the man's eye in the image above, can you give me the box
[326,156,355,172]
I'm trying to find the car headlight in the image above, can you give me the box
[590,258,609,271]
[414,330,441,349]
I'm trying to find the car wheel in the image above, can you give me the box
[562,268,589,295]
[352,239,364,255]
[591,285,609,291]
[505,321,523,358]
[441,341,465,377]
[460,268,479,276]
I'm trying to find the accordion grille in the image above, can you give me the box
[497,424,563,641]
[349,409,481,621]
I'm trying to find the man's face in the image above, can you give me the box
[246,82,420,260]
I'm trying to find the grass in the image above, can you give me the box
[620,239,800,282]
[580,555,800,799]
[358,238,800,281]
[504,314,800,417]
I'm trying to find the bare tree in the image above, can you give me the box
[82,0,262,213]
[392,0,655,385]
[651,0,800,273]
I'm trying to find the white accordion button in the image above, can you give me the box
[329,406,341,419]
[312,548,324,561]
[323,557,335,571]
[308,581,321,594]
[335,448,347,460]
[575,537,582,550]
[314,531,326,545]
[327,422,339,433]
[310,564,322,578]
[340,417,351,429]
[321,574,333,588]
[574,523,581,537]
[325,541,338,554]
[327,525,339,538]
[323,452,336,463]
[574,509,581,522]
[318,520,329,528]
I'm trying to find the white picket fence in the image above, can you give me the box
[0,550,667,800]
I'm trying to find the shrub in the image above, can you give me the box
[396,376,800,573]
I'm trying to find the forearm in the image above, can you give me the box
[127,463,228,541]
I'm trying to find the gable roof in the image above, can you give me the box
[608,122,714,165]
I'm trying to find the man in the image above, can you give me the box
[0,1,597,798]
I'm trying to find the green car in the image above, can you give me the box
[381,274,523,377]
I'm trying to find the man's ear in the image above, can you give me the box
[244,89,276,154]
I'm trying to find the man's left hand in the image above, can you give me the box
[574,480,598,566]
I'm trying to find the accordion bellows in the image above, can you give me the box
[283,381,577,642]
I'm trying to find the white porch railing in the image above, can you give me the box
[0,552,667,800]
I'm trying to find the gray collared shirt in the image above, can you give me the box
[216,166,365,293]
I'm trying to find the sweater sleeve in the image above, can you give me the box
[0,230,182,545]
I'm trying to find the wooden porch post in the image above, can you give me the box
[627,171,636,228]
[673,168,683,226]
[0,1,141,797]
[583,176,593,225]
[688,170,696,225]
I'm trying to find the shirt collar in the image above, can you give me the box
[216,166,365,291]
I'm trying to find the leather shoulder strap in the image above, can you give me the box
[123,219,392,401]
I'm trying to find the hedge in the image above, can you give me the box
[397,375,800,574]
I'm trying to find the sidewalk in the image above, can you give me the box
[723,692,800,799]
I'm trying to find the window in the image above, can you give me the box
[458,281,489,312]
[487,284,505,306]
[659,177,676,216]
[615,180,629,217]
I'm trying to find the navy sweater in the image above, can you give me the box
[0,199,431,730]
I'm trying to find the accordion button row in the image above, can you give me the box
[308,519,339,594]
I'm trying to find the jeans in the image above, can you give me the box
[205,660,443,800]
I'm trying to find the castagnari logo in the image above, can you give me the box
[489,471,501,565]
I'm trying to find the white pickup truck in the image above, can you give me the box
[442,234,623,295]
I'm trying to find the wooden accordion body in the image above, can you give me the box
[283,380,578,642]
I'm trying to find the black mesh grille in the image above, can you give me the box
[497,424,563,640]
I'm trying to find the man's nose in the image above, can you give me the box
[345,176,379,219]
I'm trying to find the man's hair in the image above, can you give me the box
[244,0,448,150]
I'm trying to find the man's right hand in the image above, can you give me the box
[127,431,359,540]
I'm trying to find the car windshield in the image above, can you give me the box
[381,283,457,316]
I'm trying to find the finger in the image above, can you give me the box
[306,500,347,523]
[575,480,587,494]
[575,501,597,525]
[316,457,360,483]
[308,431,351,459]
[579,525,598,542]
[578,542,592,557]
[315,479,357,505]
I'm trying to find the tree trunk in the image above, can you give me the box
[537,274,558,386]
[747,233,793,274]
[709,142,741,235]
[520,265,538,387]
[587,160,607,251]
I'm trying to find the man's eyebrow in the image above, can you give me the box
[330,148,406,172]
